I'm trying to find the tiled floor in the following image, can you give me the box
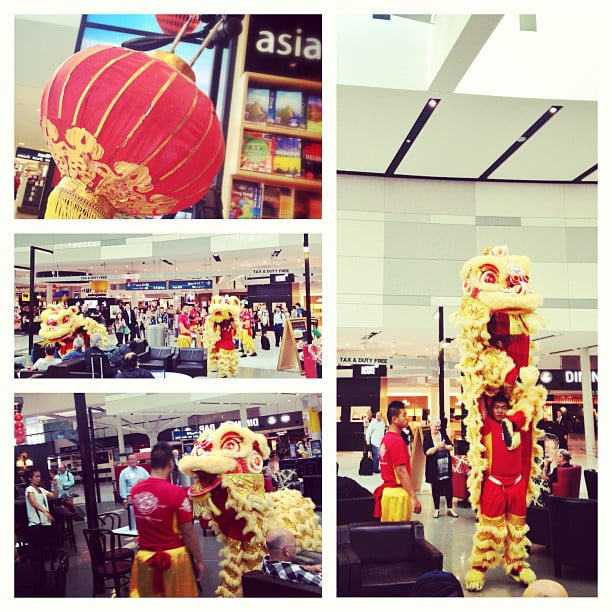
[337,434,597,597]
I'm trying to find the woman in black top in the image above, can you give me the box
[423,418,458,518]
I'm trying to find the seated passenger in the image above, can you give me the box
[261,527,322,588]
[31,344,62,372]
[61,336,85,362]
[116,352,154,378]
[83,333,116,378]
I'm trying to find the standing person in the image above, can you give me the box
[365,410,386,474]
[171,448,181,485]
[362,409,373,451]
[372,401,422,521]
[113,312,126,345]
[465,393,535,592]
[119,454,150,507]
[423,418,458,518]
[177,304,192,348]
[259,306,270,334]
[55,464,75,498]
[129,442,203,597]
[239,305,257,357]
[124,303,139,341]
[25,468,56,573]
[138,308,147,338]
[273,306,285,347]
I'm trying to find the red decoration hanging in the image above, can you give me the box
[40,45,225,219]
[155,14,200,36]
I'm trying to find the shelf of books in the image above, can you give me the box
[227,71,322,219]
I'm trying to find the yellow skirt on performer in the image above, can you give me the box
[177,334,191,348]
[381,487,413,522]
[129,546,198,598]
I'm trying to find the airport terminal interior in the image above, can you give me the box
[14,233,322,379]
[14,393,322,597]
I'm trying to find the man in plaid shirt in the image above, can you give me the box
[261,527,322,588]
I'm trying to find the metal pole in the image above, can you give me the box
[438,306,445,426]
[28,246,54,353]
[209,40,224,108]
[74,394,99,530]
[88,407,102,503]
[304,234,312,344]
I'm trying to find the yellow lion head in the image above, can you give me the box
[179,422,270,494]
[459,245,542,313]
[39,304,83,341]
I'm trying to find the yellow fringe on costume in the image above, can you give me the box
[380,487,412,522]
[129,546,198,598]
[216,348,238,378]
[468,517,507,571]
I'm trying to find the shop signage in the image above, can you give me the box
[168,279,213,290]
[539,369,598,390]
[253,268,290,274]
[79,275,107,281]
[126,281,167,291]
[245,15,322,80]
[270,273,295,283]
[16,147,53,162]
[352,364,388,377]
[339,356,389,365]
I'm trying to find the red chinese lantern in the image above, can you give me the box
[155,14,200,35]
[40,46,225,219]
[14,407,26,446]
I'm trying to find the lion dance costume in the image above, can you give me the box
[179,423,322,597]
[202,296,241,377]
[452,246,547,592]
[38,303,108,355]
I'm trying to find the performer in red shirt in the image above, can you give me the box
[372,401,422,521]
[465,393,535,591]
[239,306,257,357]
[129,442,204,597]
[176,304,192,349]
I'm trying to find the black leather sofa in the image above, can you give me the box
[337,521,443,597]
[172,348,207,377]
[138,347,174,372]
[242,570,321,597]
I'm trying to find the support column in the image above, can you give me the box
[74,393,99,530]
[239,404,248,427]
[579,347,597,462]
[115,415,125,455]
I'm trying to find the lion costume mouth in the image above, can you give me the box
[190,471,223,496]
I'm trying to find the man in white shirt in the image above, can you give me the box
[119,454,150,507]
[366,411,387,474]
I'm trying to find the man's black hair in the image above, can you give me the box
[150,441,173,470]
[491,392,510,407]
[387,400,405,422]
[124,352,139,369]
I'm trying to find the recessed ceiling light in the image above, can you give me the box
[549,106,559,114]
[427,99,438,108]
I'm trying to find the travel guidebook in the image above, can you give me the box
[245,88,271,123]
[240,132,274,174]
[230,181,262,219]
[262,185,292,218]
[273,137,302,177]
[273,90,305,129]
[306,95,322,133]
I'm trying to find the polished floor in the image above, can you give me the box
[14,331,301,378]
[337,434,597,597]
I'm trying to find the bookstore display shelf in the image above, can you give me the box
[233,170,321,191]
[243,121,322,141]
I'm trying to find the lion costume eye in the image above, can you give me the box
[220,433,242,453]
[479,270,498,284]
[247,451,263,473]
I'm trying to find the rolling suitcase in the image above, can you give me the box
[261,334,271,351]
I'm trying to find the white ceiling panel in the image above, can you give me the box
[337,85,431,173]
[490,101,597,181]
[395,92,556,178]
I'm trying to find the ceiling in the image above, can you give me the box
[337,14,597,182]
[14,234,322,292]
[16,393,321,433]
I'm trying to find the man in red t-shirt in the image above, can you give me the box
[129,442,204,597]
[373,401,422,521]
[465,393,535,592]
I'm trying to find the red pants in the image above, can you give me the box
[480,475,527,520]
